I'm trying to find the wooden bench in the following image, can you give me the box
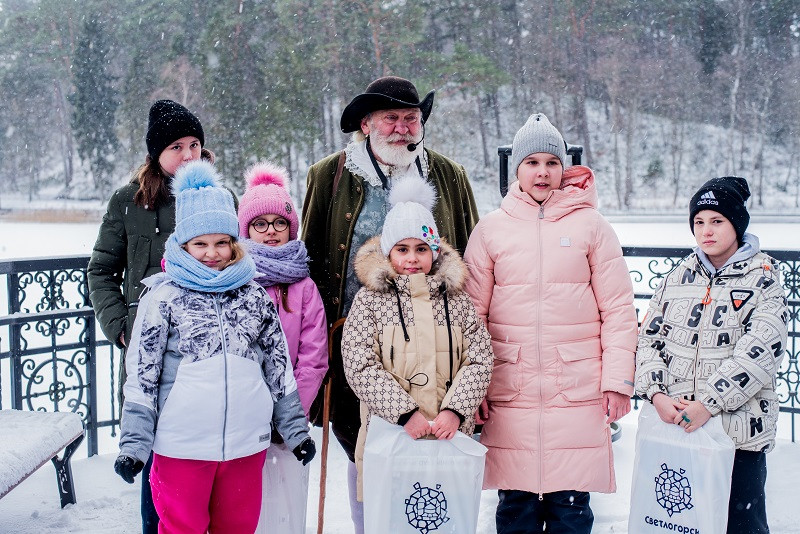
[0,409,85,508]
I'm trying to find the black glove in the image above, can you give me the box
[114,455,144,484]
[292,437,316,466]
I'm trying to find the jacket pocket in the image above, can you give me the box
[487,340,521,402]
[556,339,602,402]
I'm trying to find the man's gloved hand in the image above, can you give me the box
[292,437,316,466]
[114,455,145,484]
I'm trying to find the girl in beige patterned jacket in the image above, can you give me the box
[342,174,493,501]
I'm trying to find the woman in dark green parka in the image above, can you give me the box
[87,99,210,534]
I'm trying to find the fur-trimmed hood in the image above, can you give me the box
[354,236,467,295]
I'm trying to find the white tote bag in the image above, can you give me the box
[363,415,487,534]
[628,403,735,534]
[254,441,309,534]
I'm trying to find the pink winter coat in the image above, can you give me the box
[463,165,637,494]
[264,277,328,417]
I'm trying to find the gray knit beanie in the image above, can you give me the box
[510,113,566,179]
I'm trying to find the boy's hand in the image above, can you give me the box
[431,410,460,440]
[475,399,489,424]
[404,411,431,439]
[603,391,632,424]
[114,455,144,484]
[652,392,688,424]
[292,437,316,465]
[673,400,712,433]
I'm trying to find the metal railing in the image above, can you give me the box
[624,246,800,442]
[0,256,120,457]
[0,247,798,455]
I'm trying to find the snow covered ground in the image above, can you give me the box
[0,220,798,532]
[0,416,798,533]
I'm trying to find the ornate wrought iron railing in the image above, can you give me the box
[0,256,120,457]
[624,246,800,442]
[0,248,798,456]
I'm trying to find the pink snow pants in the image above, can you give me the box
[150,450,267,534]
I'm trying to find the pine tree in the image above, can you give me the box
[69,17,119,199]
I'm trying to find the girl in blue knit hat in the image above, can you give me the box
[114,160,315,534]
[88,99,211,532]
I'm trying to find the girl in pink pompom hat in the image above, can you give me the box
[238,161,328,534]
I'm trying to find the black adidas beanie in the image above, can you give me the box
[689,176,751,242]
[145,100,204,161]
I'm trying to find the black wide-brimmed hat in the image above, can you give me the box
[340,76,435,133]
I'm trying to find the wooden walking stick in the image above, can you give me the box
[318,318,346,534]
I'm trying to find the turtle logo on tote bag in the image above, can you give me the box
[405,482,450,533]
[654,463,694,517]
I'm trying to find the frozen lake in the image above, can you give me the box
[1,217,798,260]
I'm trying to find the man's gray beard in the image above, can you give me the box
[370,131,422,168]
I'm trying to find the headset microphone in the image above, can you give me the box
[406,124,425,152]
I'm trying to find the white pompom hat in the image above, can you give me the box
[380,174,441,260]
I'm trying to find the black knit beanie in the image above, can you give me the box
[689,176,751,241]
[145,100,204,161]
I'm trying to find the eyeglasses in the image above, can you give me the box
[250,218,289,233]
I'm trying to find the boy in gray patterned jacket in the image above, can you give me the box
[635,176,788,534]
[114,161,314,533]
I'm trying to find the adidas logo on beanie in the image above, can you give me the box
[689,177,751,241]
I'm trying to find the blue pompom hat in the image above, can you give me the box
[171,160,239,244]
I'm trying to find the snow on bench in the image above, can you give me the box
[0,409,84,508]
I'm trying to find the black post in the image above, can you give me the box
[86,318,98,456]
[8,272,22,410]
[498,145,511,197]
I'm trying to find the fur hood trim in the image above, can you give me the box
[354,236,467,294]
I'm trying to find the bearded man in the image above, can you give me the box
[301,75,479,532]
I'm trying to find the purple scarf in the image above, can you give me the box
[244,239,310,288]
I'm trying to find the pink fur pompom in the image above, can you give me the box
[244,161,289,190]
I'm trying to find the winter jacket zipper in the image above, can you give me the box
[692,274,713,396]
[537,202,544,497]
[213,295,230,461]
[691,263,740,396]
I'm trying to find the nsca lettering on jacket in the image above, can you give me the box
[644,515,699,533]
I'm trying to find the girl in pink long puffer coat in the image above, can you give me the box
[464,113,639,534]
